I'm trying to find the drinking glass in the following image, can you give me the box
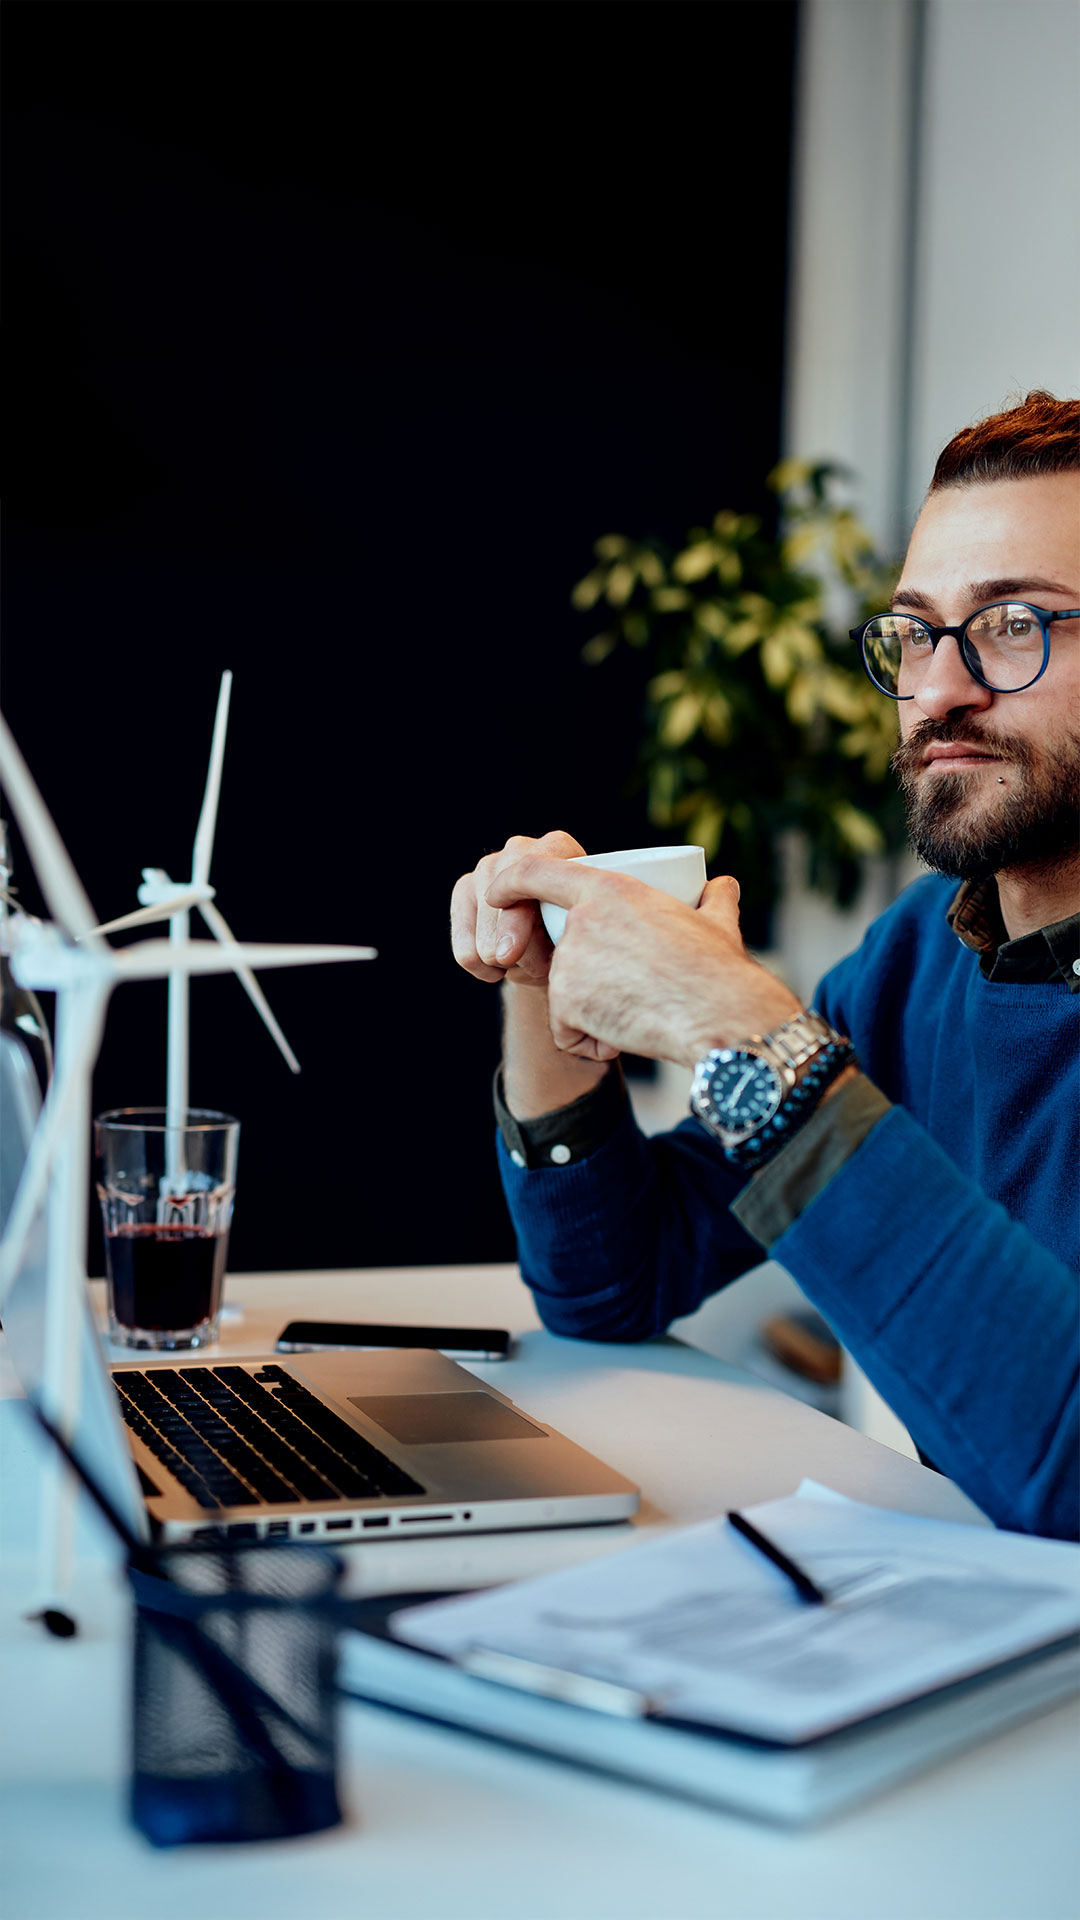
[95,1109,240,1350]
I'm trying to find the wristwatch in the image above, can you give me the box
[689,1009,855,1171]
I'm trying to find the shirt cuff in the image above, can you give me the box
[493,1061,629,1170]
[731,1072,892,1248]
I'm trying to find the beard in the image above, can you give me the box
[891,717,1080,882]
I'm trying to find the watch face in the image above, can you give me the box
[708,1054,783,1134]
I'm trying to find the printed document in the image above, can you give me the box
[394,1483,1080,1743]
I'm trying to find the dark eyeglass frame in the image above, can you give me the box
[850,601,1080,700]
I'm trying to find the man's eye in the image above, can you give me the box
[1007,617,1033,637]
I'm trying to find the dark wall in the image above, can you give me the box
[3,3,797,1274]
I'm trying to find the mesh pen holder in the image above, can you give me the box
[128,1541,345,1847]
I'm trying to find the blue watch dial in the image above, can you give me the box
[709,1054,783,1132]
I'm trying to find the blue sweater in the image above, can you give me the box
[497,877,1079,1539]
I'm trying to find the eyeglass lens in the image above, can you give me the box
[862,604,1046,696]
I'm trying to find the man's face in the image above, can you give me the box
[890,472,1080,881]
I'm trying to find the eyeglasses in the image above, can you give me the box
[851,602,1080,701]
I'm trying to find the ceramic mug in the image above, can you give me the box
[539,845,708,946]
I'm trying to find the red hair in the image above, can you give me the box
[930,391,1079,490]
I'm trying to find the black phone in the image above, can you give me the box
[274,1320,513,1362]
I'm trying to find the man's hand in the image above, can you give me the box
[450,829,583,989]
[484,855,802,1066]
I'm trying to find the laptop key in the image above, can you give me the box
[213,1369,422,1497]
[264,1381,425,1496]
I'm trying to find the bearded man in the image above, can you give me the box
[450,391,1080,1540]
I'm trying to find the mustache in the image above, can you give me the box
[891,717,1035,782]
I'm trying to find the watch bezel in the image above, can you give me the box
[692,1047,788,1146]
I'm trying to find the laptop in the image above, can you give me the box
[1,1032,639,1551]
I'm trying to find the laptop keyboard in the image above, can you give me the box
[114,1363,426,1511]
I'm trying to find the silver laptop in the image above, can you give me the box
[1,1033,639,1549]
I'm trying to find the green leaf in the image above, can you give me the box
[702,692,733,744]
[650,585,693,613]
[648,669,687,701]
[781,524,821,568]
[581,630,617,665]
[761,631,794,688]
[594,533,628,561]
[659,691,704,747]
[571,568,607,611]
[768,457,813,493]
[672,541,717,583]
[722,618,762,656]
[686,795,726,860]
[605,561,637,605]
[832,801,885,856]
[817,667,867,723]
[694,601,727,639]
[785,671,819,727]
[772,620,821,665]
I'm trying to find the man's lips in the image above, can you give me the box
[921,742,1003,770]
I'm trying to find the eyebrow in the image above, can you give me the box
[890,577,1078,613]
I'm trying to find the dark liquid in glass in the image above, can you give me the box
[106,1223,228,1331]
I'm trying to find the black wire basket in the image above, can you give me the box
[128,1540,344,1847]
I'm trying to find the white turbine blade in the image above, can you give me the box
[89,892,207,938]
[109,937,376,983]
[0,985,109,1305]
[199,899,301,1073]
[191,670,233,886]
[0,711,100,942]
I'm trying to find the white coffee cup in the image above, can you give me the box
[539,845,708,946]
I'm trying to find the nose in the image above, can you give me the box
[911,633,995,722]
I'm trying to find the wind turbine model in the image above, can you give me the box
[0,707,375,1615]
[91,672,302,1162]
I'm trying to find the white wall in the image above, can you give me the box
[907,0,1080,525]
[784,0,919,551]
[785,0,1080,553]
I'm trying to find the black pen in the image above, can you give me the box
[728,1510,828,1606]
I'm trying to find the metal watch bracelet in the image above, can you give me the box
[690,1011,856,1171]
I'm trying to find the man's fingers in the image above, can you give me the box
[485,903,541,969]
[696,874,742,930]
[485,854,597,914]
[449,873,505,983]
[533,829,587,861]
[493,833,583,969]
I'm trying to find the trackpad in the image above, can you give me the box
[349,1391,546,1445]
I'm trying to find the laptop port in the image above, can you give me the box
[325,1518,353,1531]
[361,1516,390,1529]
[401,1513,453,1524]
[267,1521,290,1537]
[226,1523,258,1540]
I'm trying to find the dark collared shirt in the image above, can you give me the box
[946,877,1080,991]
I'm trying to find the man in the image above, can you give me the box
[450,392,1079,1540]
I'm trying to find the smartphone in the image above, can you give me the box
[275,1320,513,1362]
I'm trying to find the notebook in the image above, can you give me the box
[341,1483,1080,1824]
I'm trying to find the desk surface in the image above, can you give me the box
[2,1265,1077,1920]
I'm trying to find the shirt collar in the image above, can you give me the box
[947,877,1080,990]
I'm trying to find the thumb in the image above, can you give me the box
[696,873,742,932]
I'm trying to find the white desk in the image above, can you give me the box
[2,1265,1078,1920]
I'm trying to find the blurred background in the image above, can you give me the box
[3,0,1078,1307]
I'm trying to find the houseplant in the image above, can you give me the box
[572,463,909,924]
